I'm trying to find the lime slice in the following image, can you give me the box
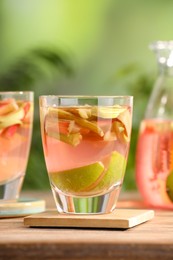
[166,171,173,201]
[93,151,126,192]
[50,162,104,193]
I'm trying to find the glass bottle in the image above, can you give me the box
[136,41,173,209]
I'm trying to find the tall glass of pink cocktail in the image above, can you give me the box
[0,92,34,201]
[40,96,133,214]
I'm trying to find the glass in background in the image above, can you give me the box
[0,91,34,201]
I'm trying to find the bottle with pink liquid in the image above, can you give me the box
[136,41,173,209]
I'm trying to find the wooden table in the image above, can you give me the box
[0,191,173,260]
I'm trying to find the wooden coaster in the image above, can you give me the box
[24,209,154,229]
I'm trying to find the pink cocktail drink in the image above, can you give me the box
[136,119,173,209]
[40,96,133,214]
[0,93,33,200]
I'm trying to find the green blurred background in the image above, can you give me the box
[0,0,173,191]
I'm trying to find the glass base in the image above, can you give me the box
[0,175,24,201]
[51,185,121,214]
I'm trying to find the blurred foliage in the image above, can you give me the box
[0,48,73,91]
[0,48,74,190]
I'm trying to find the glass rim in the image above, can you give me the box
[0,91,34,95]
[39,95,133,100]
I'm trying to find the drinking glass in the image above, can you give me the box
[39,95,133,214]
[0,91,34,201]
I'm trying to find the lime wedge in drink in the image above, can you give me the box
[50,151,126,194]
[50,162,104,193]
[92,151,126,192]
[166,171,173,201]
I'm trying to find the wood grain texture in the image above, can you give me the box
[0,191,173,260]
[24,209,154,229]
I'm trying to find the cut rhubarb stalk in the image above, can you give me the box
[104,130,117,141]
[45,116,71,135]
[77,108,92,119]
[23,102,30,117]
[0,107,25,129]
[58,120,71,134]
[48,108,104,137]
[68,121,80,134]
[74,117,104,137]
[48,108,75,120]
[116,109,132,139]
[64,107,92,119]
[47,131,82,146]
[22,102,33,124]
[0,99,19,116]
[91,106,127,119]
[2,124,20,138]
[0,98,16,107]
[111,121,128,143]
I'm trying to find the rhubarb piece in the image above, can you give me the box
[111,121,128,143]
[116,108,132,140]
[47,131,82,146]
[103,130,117,141]
[2,124,20,138]
[0,107,25,129]
[22,102,33,124]
[74,117,104,137]
[77,108,92,119]
[48,108,75,120]
[109,108,132,143]
[47,108,104,137]
[64,107,92,119]
[0,99,19,116]
[22,102,30,117]
[68,121,81,134]
[91,106,127,119]
[46,117,69,135]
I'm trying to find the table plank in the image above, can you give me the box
[0,191,173,260]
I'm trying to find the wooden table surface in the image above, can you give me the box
[0,191,173,260]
